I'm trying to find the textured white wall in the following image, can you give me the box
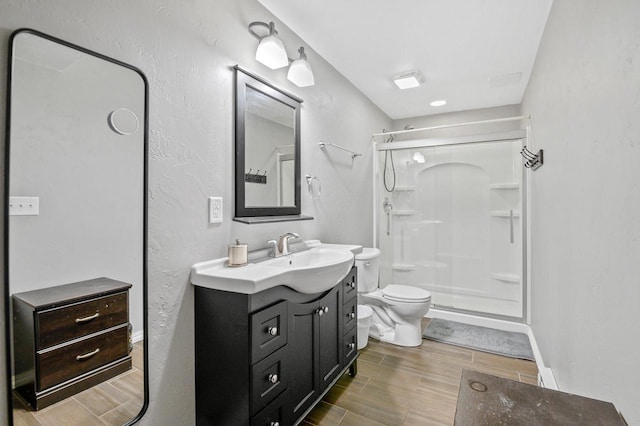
[0,0,390,424]
[521,0,640,423]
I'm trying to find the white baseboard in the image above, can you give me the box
[132,330,144,344]
[527,328,558,390]
[426,309,559,390]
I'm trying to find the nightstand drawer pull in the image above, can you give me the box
[75,312,100,324]
[75,348,100,361]
[268,326,278,336]
[268,374,278,384]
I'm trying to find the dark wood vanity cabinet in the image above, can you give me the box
[12,277,133,410]
[195,266,358,426]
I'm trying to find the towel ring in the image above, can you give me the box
[305,175,321,199]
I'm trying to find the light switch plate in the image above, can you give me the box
[9,197,39,216]
[209,197,222,223]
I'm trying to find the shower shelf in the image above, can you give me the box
[392,263,416,271]
[489,183,520,190]
[393,186,416,191]
[491,272,520,283]
[490,210,520,218]
[391,210,418,216]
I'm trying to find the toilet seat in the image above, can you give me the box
[382,285,431,303]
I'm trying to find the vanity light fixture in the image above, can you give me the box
[430,99,447,107]
[393,70,424,89]
[248,21,316,87]
[287,47,314,87]
[249,21,289,69]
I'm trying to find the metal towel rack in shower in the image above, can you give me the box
[318,141,362,159]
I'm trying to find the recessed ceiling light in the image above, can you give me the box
[430,99,447,107]
[393,71,424,90]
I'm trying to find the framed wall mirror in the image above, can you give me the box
[234,66,311,223]
[4,29,148,425]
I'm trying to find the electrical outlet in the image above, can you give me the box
[209,197,223,223]
[9,197,39,216]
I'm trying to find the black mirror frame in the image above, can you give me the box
[234,66,305,219]
[3,28,149,426]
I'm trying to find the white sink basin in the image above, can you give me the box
[191,245,356,295]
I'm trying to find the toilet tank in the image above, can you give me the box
[355,248,380,293]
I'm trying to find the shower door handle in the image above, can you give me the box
[509,209,514,244]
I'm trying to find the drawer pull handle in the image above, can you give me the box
[76,348,100,361]
[349,312,356,319]
[75,312,100,324]
[268,326,278,336]
[268,374,278,384]
[348,343,355,350]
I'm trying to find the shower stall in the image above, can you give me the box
[375,130,526,320]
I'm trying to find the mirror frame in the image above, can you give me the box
[3,28,149,425]
[234,66,307,221]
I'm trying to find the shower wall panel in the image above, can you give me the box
[378,139,524,319]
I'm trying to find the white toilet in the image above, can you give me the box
[355,248,432,347]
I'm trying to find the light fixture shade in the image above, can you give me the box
[255,35,289,69]
[287,47,314,87]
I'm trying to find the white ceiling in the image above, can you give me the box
[257,0,553,119]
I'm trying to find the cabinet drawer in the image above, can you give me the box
[37,324,129,391]
[251,389,291,426]
[342,268,357,304]
[343,327,357,366]
[251,346,287,415]
[251,301,288,363]
[36,292,129,349]
[343,297,357,333]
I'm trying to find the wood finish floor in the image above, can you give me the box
[303,319,538,426]
[12,341,144,426]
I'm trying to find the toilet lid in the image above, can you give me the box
[382,285,431,303]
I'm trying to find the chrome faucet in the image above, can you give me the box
[267,232,300,257]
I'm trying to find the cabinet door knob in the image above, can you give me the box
[348,343,355,350]
[349,312,356,319]
[350,282,356,289]
[268,373,278,384]
[270,422,280,426]
[323,306,329,313]
[317,309,324,316]
[268,326,278,336]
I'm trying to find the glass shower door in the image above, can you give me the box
[378,139,523,319]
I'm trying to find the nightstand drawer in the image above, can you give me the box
[36,292,129,349]
[37,324,129,390]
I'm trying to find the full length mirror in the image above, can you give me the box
[234,66,309,222]
[5,29,147,425]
